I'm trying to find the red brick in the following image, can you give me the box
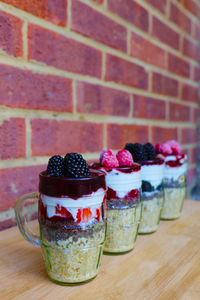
[90,0,104,4]
[106,54,148,89]
[152,72,179,97]
[152,127,178,144]
[144,0,166,13]
[107,124,148,149]
[0,218,17,231]
[133,95,166,120]
[0,11,22,57]
[0,118,25,160]
[31,119,103,156]
[76,82,130,116]
[168,53,190,78]
[107,0,149,32]
[187,168,197,186]
[181,128,198,144]
[194,66,200,82]
[192,107,199,123]
[169,102,191,122]
[71,0,127,52]
[0,165,44,211]
[194,23,200,42]
[28,24,102,78]
[130,32,165,68]
[1,0,67,26]
[0,65,72,112]
[152,17,180,50]
[183,38,200,61]
[190,147,198,164]
[182,0,200,18]
[181,83,199,103]
[170,3,191,34]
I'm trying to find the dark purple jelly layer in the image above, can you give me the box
[141,158,164,166]
[39,169,106,198]
[90,162,141,173]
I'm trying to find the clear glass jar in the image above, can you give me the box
[92,164,142,254]
[139,159,164,234]
[161,154,187,220]
[15,169,107,285]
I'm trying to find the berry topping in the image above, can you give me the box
[143,143,156,160]
[142,180,154,192]
[100,149,119,168]
[64,153,90,178]
[100,149,114,164]
[155,143,172,155]
[125,143,147,163]
[166,140,181,155]
[46,155,64,177]
[116,149,134,166]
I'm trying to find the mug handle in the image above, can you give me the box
[15,192,40,247]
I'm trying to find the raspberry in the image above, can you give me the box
[116,149,133,166]
[100,149,119,168]
[125,143,147,163]
[64,153,90,178]
[155,143,172,155]
[143,143,156,160]
[100,149,114,164]
[166,140,181,155]
[46,155,64,177]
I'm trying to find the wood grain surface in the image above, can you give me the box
[0,200,200,300]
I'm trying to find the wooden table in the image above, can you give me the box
[1,200,200,300]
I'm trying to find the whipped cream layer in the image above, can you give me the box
[141,164,164,188]
[164,154,187,182]
[100,168,141,199]
[41,188,105,223]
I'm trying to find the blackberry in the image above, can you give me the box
[64,153,90,178]
[125,143,147,163]
[46,155,64,177]
[156,183,163,191]
[142,181,154,192]
[143,143,156,160]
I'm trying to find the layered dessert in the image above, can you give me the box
[126,143,164,234]
[39,153,106,284]
[155,140,187,219]
[91,149,142,254]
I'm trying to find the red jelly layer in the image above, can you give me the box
[90,162,141,173]
[39,169,106,198]
[141,158,164,166]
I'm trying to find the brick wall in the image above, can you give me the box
[0,0,199,230]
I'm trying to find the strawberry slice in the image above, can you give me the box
[76,208,93,223]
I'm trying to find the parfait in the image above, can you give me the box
[91,149,142,254]
[126,143,164,234]
[155,141,187,220]
[39,153,106,284]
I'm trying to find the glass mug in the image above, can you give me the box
[139,159,164,234]
[161,155,187,220]
[90,163,142,254]
[15,170,107,285]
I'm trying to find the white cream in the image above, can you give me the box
[41,188,105,221]
[141,164,164,188]
[164,155,187,182]
[101,168,141,198]
[164,164,187,182]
